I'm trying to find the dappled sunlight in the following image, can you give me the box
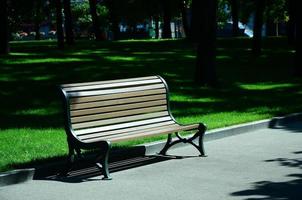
[67,49,114,55]
[9,52,43,56]
[183,55,195,59]
[13,108,59,116]
[0,39,301,134]
[2,57,94,65]
[238,82,298,90]
[132,52,152,55]
[31,75,56,81]
[216,55,232,60]
[1,38,302,172]
[170,95,223,103]
[104,55,138,61]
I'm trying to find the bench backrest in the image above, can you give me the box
[60,76,174,142]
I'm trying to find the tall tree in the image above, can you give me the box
[194,0,218,86]
[89,0,102,41]
[287,0,296,45]
[252,0,265,56]
[154,15,160,39]
[33,0,43,40]
[162,0,172,38]
[190,0,201,42]
[0,0,9,54]
[55,0,64,49]
[229,0,240,36]
[180,0,189,38]
[291,0,301,76]
[266,0,287,36]
[107,0,120,40]
[63,0,74,45]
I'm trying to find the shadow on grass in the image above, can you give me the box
[1,38,302,172]
[1,38,301,130]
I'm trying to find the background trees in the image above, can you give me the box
[0,0,9,54]
[1,0,299,80]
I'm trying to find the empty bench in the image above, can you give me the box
[59,76,206,180]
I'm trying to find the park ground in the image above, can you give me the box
[0,37,302,172]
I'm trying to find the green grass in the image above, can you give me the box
[0,37,302,172]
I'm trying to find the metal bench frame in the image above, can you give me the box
[59,76,206,180]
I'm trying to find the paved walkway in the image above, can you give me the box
[1,122,302,200]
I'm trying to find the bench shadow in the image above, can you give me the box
[33,146,197,183]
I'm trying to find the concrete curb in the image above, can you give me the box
[0,169,35,187]
[1,112,301,187]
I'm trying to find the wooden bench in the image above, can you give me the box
[59,75,206,180]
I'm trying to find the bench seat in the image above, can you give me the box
[59,75,206,180]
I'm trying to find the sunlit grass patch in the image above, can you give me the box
[104,56,138,61]
[0,128,66,172]
[14,108,59,116]
[170,95,222,103]
[3,58,94,65]
[238,82,297,90]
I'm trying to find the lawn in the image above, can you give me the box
[0,37,301,172]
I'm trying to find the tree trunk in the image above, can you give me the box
[55,0,64,49]
[230,0,239,37]
[34,0,42,40]
[190,0,202,42]
[195,0,217,86]
[111,17,120,40]
[108,0,120,40]
[287,0,296,45]
[180,0,189,38]
[162,0,172,39]
[63,0,74,45]
[0,0,9,54]
[154,15,160,39]
[252,0,265,56]
[266,18,275,36]
[292,0,301,76]
[89,0,102,41]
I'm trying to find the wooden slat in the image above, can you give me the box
[72,111,169,129]
[77,121,176,140]
[71,105,167,123]
[70,94,166,110]
[61,76,158,88]
[70,100,167,117]
[74,116,173,135]
[69,88,166,104]
[64,79,162,92]
[83,124,199,143]
[80,124,179,141]
[68,84,165,97]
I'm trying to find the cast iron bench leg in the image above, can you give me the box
[159,123,207,156]
[96,141,112,180]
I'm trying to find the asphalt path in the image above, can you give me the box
[1,121,302,200]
